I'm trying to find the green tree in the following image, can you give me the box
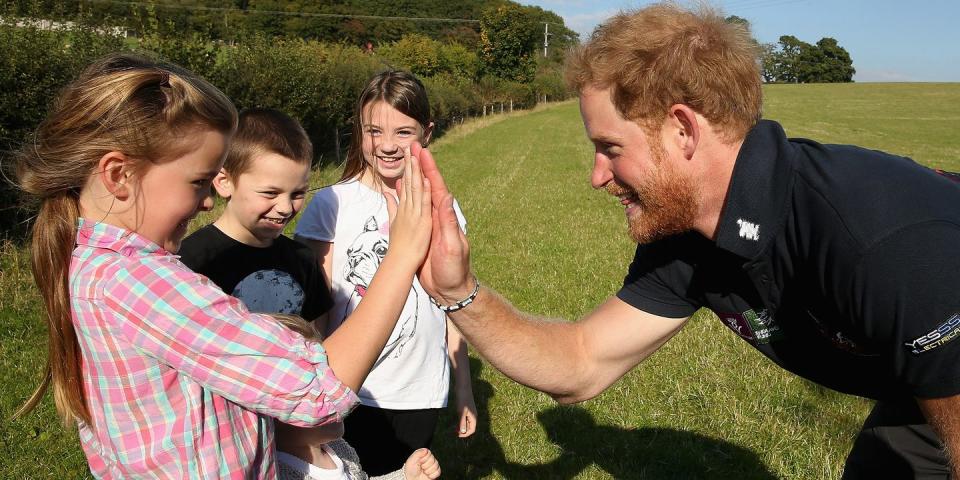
[724,15,750,28]
[775,35,809,83]
[478,3,538,82]
[760,42,779,83]
[378,33,444,77]
[816,37,855,82]
[765,35,854,83]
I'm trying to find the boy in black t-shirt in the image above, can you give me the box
[179,108,332,325]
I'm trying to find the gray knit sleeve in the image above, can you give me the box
[327,439,407,480]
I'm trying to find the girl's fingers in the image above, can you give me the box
[403,146,414,203]
[410,146,423,190]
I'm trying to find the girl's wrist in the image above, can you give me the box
[381,248,421,273]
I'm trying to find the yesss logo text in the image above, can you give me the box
[905,313,960,355]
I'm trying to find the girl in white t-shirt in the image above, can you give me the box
[295,70,477,476]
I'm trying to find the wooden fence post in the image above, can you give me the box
[333,126,340,165]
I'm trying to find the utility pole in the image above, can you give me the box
[543,22,550,57]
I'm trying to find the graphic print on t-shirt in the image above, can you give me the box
[343,216,418,360]
[231,269,305,315]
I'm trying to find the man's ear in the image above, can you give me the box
[421,122,435,146]
[212,168,234,198]
[668,104,700,160]
[97,151,133,200]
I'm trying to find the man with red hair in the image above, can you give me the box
[419,3,960,478]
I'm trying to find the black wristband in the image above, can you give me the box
[429,275,480,313]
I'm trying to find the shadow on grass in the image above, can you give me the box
[434,358,777,480]
[515,406,779,479]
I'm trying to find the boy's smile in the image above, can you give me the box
[213,152,310,247]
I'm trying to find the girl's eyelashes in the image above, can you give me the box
[363,126,419,139]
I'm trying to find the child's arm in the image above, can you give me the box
[447,319,477,438]
[296,238,334,288]
[299,240,333,336]
[320,147,433,392]
[105,260,356,426]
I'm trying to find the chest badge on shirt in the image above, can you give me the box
[717,308,784,345]
[905,313,960,356]
[736,218,760,241]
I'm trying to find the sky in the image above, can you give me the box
[521,0,960,82]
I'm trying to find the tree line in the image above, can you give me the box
[727,16,855,84]
[0,1,578,240]
[2,0,579,51]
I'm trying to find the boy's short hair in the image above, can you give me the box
[224,108,313,176]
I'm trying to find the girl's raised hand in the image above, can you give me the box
[383,145,433,270]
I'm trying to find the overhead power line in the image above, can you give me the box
[87,0,481,23]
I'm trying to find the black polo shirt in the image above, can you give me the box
[618,120,960,401]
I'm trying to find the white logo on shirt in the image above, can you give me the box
[737,218,760,241]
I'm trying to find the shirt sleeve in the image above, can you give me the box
[295,187,339,242]
[852,221,960,398]
[617,234,703,319]
[300,244,334,320]
[103,255,358,426]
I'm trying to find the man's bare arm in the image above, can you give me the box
[447,288,688,404]
[917,394,960,477]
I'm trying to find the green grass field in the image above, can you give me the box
[2,83,959,479]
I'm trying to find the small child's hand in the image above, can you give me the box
[455,393,478,438]
[403,448,441,479]
[384,146,433,271]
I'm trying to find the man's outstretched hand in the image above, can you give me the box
[411,142,475,303]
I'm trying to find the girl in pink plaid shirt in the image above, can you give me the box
[13,53,436,479]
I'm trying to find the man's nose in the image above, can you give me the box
[591,154,613,189]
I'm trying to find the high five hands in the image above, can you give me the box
[409,142,476,304]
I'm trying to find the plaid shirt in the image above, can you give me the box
[71,219,357,479]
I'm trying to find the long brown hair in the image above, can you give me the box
[340,70,431,183]
[13,53,237,426]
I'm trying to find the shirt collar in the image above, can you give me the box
[76,218,170,257]
[713,119,797,260]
